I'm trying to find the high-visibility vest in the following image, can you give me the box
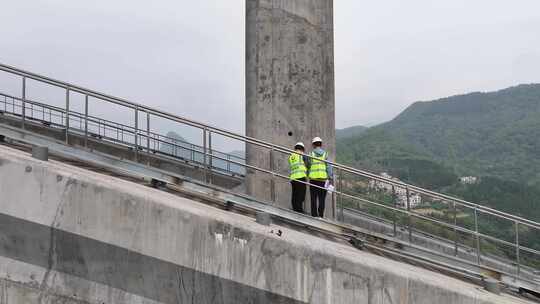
[309,151,328,180]
[288,153,307,180]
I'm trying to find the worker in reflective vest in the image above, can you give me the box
[288,142,308,213]
[308,137,333,217]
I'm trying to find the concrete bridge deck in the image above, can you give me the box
[0,144,535,303]
[1,62,540,298]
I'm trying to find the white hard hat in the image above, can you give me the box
[294,142,305,149]
[312,137,323,144]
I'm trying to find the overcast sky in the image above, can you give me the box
[1,0,540,138]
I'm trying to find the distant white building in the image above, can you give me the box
[396,193,422,208]
[368,172,422,208]
[369,172,400,191]
[380,172,393,179]
[459,176,478,185]
[408,194,422,208]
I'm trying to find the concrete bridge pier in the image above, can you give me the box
[246,0,336,216]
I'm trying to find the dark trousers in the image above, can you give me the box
[310,180,327,217]
[290,177,306,213]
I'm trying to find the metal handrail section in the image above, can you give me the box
[0,93,245,176]
[0,63,538,286]
[0,92,245,162]
[0,62,536,228]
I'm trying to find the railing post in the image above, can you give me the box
[338,168,344,221]
[21,76,26,129]
[332,181,337,221]
[453,201,459,256]
[146,112,151,157]
[208,130,213,184]
[392,185,397,237]
[515,221,521,277]
[406,186,412,243]
[134,107,138,162]
[84,95,89,148]
[202,128,208,183]
[474,208,481,265]
[269,148,276,203]
[65,87,70,144]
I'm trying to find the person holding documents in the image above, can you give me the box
[308,137,333,218]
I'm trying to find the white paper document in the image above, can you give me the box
[325,180,335,192]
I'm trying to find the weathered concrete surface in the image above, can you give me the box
[245,0,336,215]
[0,145,532,304]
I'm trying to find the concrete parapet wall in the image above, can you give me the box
[0,145,529,304]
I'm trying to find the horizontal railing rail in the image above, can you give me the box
[0,62,538,288]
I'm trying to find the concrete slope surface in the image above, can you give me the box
[0,145,533,304]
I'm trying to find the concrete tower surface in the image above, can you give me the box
[246,0,335,214]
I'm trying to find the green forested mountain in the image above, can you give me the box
[336,83,540,236]
[336,125,368,139]
[338,84,540,187]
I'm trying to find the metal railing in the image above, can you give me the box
[0,62,539,288]
[0,92,245,176]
